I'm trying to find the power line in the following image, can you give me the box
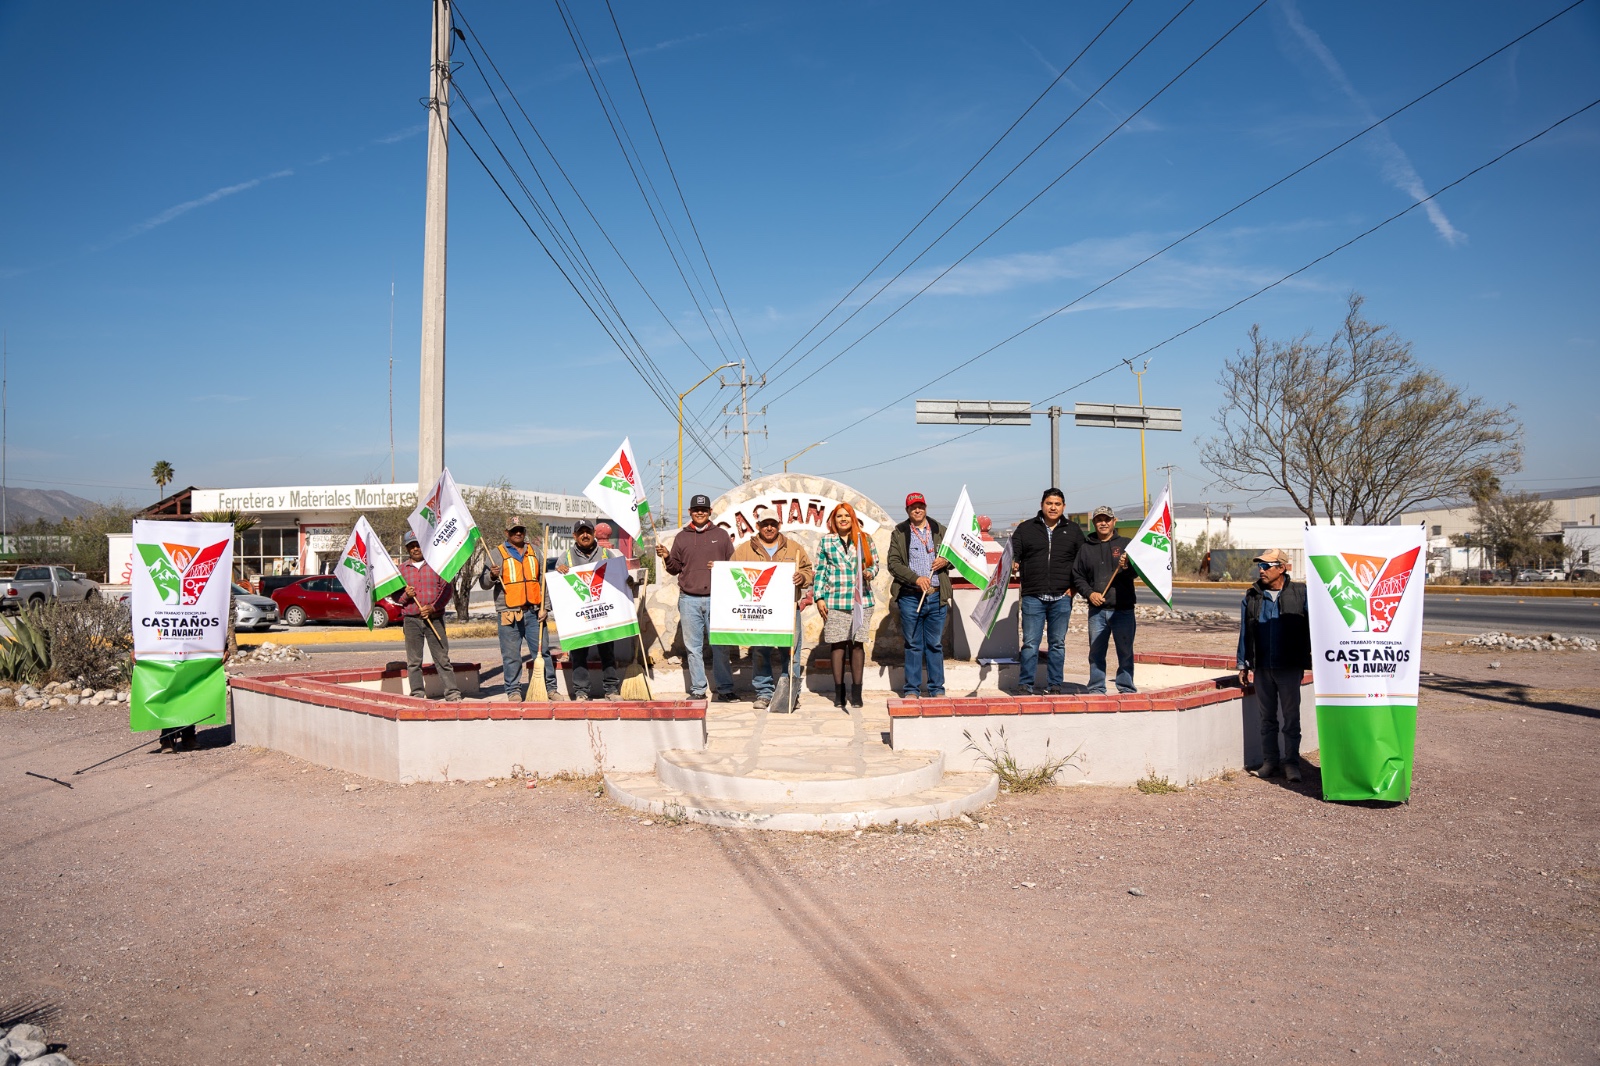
[807,0,1593,449]
[822,96,1600,475]
[601,0,758,374]
[758,0,1270,404]
[758,0,1139,385]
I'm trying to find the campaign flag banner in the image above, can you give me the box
[130,519,233,731]
[936,486,990,590]
[409,468,480,582]
[968,540,1015,640]
[1305,524,1426,802]
[334,516,406,629]
[709,561,796,647]
[583,437,651,540]
[546,557,639,651]
[1124,479,1175,608]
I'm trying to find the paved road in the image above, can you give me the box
[1171,586,1600,636]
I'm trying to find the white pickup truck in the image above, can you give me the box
[0,564,100,611]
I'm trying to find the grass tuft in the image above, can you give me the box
[1135,772,1183,794]
[962,726,1080,794]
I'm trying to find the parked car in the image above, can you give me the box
[257,574,308,601]
[0,564,99,611]
[1539,568,1567,582]
[233,583,280,631]
[1515,569,1543,582]
[270,576,401,628]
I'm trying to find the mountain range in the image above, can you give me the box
[0,488,103,525]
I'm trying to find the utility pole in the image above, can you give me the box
[721,360,766,483]
[2,332,7,557]
[1130,359,1151,514]
[1046,405,1062,489]
[388,278,396,485]
[654,460,670,531]
[417,0,452,501]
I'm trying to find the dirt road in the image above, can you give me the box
[2,630,1596,1064]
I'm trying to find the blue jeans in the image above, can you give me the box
[1086,607,1137,694]
[897,593,947,696]
[679,594,732,697]
[1019,595,1074,690]
[498,612,555,696]
[752,646,791,700]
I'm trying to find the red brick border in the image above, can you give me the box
[230,663,707,723]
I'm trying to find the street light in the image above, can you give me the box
[679,362,738,526]
[782,440,827,472]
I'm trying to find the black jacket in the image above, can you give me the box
[1010,513,1085,598]
[1072,535,1137,609]
[1239,580,1312,671]
[887,517,953,604]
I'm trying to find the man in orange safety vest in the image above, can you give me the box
[478,518,554,701]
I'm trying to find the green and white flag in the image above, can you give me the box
[710,561,796,647]
[129,519,232,732]
[333,516,406,629]
[968,540,1014,640]
[582,437,651,540]
[1305,525,1425,802]
[1124,479,1175,608]
[936,485,991,590]
[546,557,640,651]
[409,468,480,582]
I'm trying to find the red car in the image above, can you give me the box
[270,576,403,629]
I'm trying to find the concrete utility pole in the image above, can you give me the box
[417,0,452,500]
[721,360,766,483]
[654,460,669,531]
[1046,405,1063,489]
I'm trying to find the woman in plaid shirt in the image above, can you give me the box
[813,503,878,710]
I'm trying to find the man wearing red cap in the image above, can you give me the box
[887,492,952,698]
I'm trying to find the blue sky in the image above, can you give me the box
[2,0,1597,523]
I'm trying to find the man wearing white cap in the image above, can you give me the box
[1237,548,1312,783]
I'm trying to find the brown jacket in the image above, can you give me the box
[664,521,735,596]
[732,533,814,603]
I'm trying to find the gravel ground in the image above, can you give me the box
[1,628,1596,1065]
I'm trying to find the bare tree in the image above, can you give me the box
[1470,487,1563,580]
[1201,294,1521,524]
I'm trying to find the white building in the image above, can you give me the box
[1399,484,1600,574]
[107,481,625,587]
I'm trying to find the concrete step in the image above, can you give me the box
[603,771,999,833]
[656,745,945,804]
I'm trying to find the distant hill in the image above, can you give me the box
[0,488,103,525]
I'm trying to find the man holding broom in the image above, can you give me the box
[1072,504,1137,695]
[479,518,553,702]
[394,529,462,701]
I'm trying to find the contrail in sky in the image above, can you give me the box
[98,168,295,250]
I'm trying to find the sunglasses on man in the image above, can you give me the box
[1257,561,1283,571]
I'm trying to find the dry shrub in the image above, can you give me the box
[42,599,133,688]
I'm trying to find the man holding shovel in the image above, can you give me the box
[394,529,461,701]
[1072,505,1137,695]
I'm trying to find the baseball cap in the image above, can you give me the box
[506,518,526,534]
[402,530,419,547]
[1091,504,1116,520]
[905,492,927,509]
[1253,548,1291,566]
[689,494,712,511]
[756,514,780,527]
[574,519,595,534]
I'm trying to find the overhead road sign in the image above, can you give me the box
[1073,403,1182,432]
[915,399,1033,426]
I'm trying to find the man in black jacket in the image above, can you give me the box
[1237,548,1312,782]
[1072,504,1137,694]
[1009,487,1085,695]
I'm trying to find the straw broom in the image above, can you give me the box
[619,526,654,701]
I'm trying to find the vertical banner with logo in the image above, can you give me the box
[709,561,796,646]
[1124,479,1175,608]
[130,520,234,732]
[409,468,480,582]
[1305,525,1425,802]
[333,516,406,629]
[968,541,1015,641]
[545,557,639,651]
[582,437,651,539]
[936,486,991,590]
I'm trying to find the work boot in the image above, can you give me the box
[753,696,771,711]
[1284,762,1304,783]
[1250,761,1281,779]
[506,689,524,703]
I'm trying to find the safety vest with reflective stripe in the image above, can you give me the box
[497,545,543,608]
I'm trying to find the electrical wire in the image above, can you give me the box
[806,0,1593,449]
[758,0,1139,385]
[821,96,1600,475]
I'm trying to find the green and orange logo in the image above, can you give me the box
[598,451,650,516]
[1309,547,1421,633]
[341,532,369,578]
[1140,501,1172,553]
[136,539,229,606]
[562,568,608,603]
[730,566,777,602]
[418,486,440,527]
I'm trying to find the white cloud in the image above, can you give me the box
[1279,0,1465,246]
